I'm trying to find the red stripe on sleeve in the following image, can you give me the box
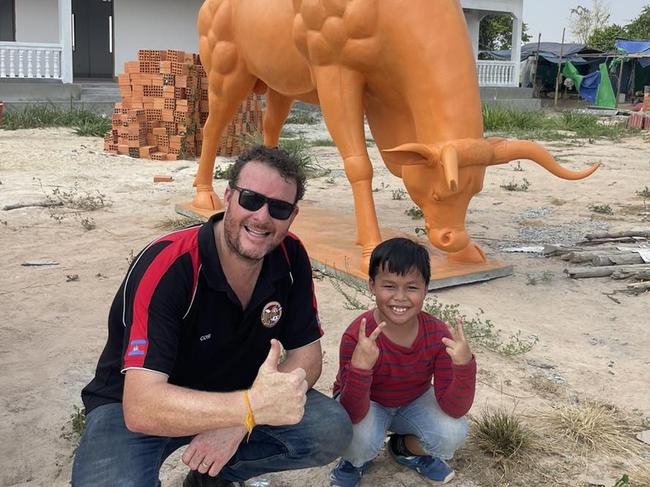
[123,227,199,369]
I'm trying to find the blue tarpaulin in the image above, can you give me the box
[615,39,650,68]
[579,70,601,103]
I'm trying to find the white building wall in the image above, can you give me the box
[114,0,204,76]
[15,0,60,43]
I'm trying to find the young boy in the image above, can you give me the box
[330,238,476,486]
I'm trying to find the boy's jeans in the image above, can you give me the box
[72,389,352,486]
[341,389,468,467]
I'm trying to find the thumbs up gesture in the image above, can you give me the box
[249,339,308,426]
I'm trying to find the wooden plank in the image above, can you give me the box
[176,202,513,290]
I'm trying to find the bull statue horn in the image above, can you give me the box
[382,143,439,168]
[441,145,459,192]
[489,139,600,180]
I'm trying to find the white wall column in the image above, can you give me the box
[58,0,72,83]
[464,10,486,57]
[511,14,522,86]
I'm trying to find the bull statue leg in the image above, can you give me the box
[262,89,294,147]
[193,25,257,210]
[311,65,381,269]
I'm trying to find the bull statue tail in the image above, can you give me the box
[489,139,600,180]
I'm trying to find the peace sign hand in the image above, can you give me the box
[441,319,473,365]
[350,318,386,370]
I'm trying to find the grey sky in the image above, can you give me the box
[522,0,649,43]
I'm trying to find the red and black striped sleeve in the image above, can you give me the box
[335,312,375,424]
[427,315,477,418]
[121,227,200,375]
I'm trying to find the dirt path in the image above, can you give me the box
[0,127,648,486]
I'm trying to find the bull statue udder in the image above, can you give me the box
[193,0,599,267]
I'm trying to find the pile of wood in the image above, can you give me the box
[545,230,650,296]
[104,49,262,160]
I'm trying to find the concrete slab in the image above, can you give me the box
[175,203,513,291]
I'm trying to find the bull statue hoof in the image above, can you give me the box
[447,241,486,264]
[192,189,224,211]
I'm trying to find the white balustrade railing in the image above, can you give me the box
[0,42,63,80]
[477,61,517,87]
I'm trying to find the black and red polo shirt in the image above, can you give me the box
[81,212,322,414]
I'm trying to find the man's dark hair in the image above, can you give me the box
[228,145,306,203]
[368,237,431,284]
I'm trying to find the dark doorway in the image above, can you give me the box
[73,0,114,78]
[0,0,15,41]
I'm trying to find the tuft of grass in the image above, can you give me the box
[157,216,202,230]
[527,375,562,396]
[285,111,319,125]
[636,186,650,199]
[500,178,530,192]
[538,401,636,455]
[60,405,86,445]
[2,105,111,137]
[470,407,534,459]
[309,138,336,147]
[405,206,424,219]
[214,163,233,180]
[589,203,614,215]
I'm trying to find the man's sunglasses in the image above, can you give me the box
[230,184,296,220]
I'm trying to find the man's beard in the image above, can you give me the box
[223,212,277,263]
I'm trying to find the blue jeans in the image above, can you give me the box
[71,389,352,486]
[341,389,468,467]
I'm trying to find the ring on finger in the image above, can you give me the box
[201,461,210,468]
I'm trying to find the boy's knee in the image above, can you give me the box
[431,416,468,456]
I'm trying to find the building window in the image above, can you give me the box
[0,0,15,41]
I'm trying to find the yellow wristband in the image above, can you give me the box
[243,390,255,441]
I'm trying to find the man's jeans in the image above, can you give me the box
[71,390,352,486]
[341,389,468,467]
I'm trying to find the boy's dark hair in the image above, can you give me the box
[228,145,306,203]
[368,238,431,284]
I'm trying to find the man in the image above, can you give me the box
[72,146,352,486]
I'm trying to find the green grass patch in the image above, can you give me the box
[482,105,636,141]
[285,111,319,125]
[2,105,111,137]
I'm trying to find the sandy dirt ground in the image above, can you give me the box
[1,125,649,487]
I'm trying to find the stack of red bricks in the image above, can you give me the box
[627,111,650,130]
[104,49,263,160]
[627,91,650,130]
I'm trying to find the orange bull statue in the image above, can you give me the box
[193,0,599,266]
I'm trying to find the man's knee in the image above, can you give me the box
[300,392,352,465]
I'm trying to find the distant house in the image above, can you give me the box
[0,0,522,87]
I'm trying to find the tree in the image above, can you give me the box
[586,5,650,51]
[588,24,626,51]
[625,5,650,39]
[569,0,611,44]
[479,14,531,52]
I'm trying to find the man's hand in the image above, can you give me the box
[181,426,246,477]
[350,318,385,370]
[441,319,472,365]
[249,339,308,426]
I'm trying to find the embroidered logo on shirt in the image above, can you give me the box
[200,333,212,342]
[127,338,148,357]
[261,301,282,328]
